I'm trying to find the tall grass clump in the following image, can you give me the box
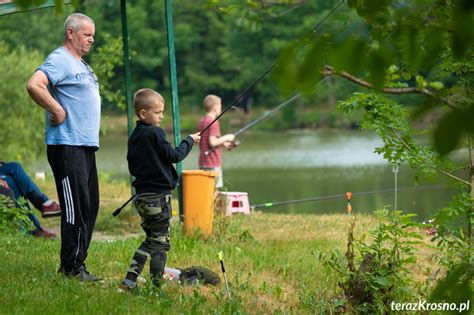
[317,209,425,313]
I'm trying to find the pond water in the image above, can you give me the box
[32,129,459,221]
[101,130,459,221]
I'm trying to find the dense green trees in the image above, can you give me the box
[0,0,357,111]
[0,43,45,163]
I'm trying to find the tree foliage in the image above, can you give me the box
[1,0,360,111]
[272,0,473,155]
[0,42,45,164]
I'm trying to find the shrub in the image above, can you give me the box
[316,209,423,313]
[0,196,34,234]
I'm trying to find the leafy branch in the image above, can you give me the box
[323,65,461,111]
[390,128,470,187]
[337,92,463,185]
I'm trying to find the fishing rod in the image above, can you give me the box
[199,0,346,136]
[204,93,300,156]
[251,184,446,209]
[199,64,276,136]
[204,77,330,156]
[112,194,135,217]
[204,77,329,155]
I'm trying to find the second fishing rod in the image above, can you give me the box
[204,77,330,156]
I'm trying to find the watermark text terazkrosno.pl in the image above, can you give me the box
[391,300,470,313]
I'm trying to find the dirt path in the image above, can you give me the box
[42,226,141,241]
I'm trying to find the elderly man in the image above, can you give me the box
[26,13,100,282]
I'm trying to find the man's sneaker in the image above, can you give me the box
[76,267,98,282]
[41,201,61,218]
[62,266,98,282]
[30,228,57,239]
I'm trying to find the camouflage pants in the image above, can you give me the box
[124,193,172,287]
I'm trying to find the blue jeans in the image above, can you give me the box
[0,162,48,231]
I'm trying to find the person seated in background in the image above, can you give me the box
[0,161,60,238]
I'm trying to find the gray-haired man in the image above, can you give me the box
[27,13,100,282]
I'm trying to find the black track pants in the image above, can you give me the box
[47,145,99,273]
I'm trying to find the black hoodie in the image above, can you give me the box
[127,121,194,194]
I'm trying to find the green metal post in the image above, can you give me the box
[165,0,184,222]
[120,0,136,210]
[120,0,133,137]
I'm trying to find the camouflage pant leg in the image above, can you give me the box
[125,193,172,286]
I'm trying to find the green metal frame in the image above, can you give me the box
[120,0,136,213]
[120,0,133,137]
[0,0,70,15]
[165,0,184,222]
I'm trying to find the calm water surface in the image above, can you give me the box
[105,130,458,221]
[33,130,458,221]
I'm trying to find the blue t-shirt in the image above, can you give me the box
[38,47,101,148]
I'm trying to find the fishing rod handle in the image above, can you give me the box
[231,139,240,148]
[204,139,240,156]
[112,194,136,217]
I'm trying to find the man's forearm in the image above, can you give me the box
[26,73,66,125]
[27,83,61,113]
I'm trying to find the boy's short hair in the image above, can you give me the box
[133,88,164,114]
[203,94,221,113]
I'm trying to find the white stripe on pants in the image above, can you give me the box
[62,176,75,224]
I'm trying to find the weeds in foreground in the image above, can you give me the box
[0,196,33,234]
[316,209,424,313]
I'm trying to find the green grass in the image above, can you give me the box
[0,177,437,314]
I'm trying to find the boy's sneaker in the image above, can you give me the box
[31,228,57,239]
[118,279,137,293]
[41,201,61,218]
[117,284,131,293]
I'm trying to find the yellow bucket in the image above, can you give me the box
[182,170,218,236]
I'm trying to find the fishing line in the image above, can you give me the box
[199,0,346,135]
[251,184,447,209]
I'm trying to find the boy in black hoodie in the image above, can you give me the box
[121,88,200,291]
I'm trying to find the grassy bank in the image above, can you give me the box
[0,177,438,314]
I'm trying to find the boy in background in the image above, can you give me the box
[120,88,200,291]
[197,95,235,189]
